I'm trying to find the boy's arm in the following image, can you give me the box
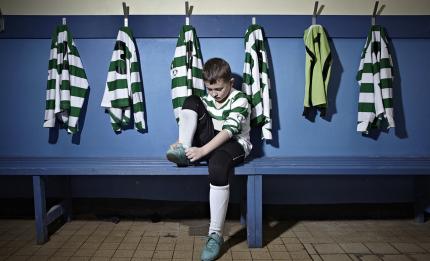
[185,129,231,162]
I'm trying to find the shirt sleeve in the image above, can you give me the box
[222,95,250,137]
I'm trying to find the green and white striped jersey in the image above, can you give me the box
[101,27,146,132]
[356,25,395,133]
[202,89,252,156]
[43,24,89,134]
[170,25,205,122]
[242,24,272,140]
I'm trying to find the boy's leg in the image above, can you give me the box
[201,140,245,261]
[167,95,214,166]
[207,140,245,236]
[180,95,215,148]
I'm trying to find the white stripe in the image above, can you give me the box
[109,88,129,102]
[358,111,375,122]
[70,96,85,107]
[359,93,375,103]
[171,65,187,79]
[70,75,89,89]
[68,53,84,69]
[173,46,187,60]
[171,86,191,101]
[107,71,127,82]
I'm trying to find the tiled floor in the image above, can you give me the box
[0,218,430,260]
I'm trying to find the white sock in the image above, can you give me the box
[178,109,197,148]
[208,183,230,236]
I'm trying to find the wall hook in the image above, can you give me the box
[312,1,319,25]
[122,2,129,27]
[0,9,4,33]
[185,1,193,25]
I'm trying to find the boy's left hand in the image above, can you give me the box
[185,147,207,162]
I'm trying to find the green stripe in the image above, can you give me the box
[71,86,87,98]
[68,126,77,133]
[230,107,249,117]
[60,100,70,110]
[69,106,81,117]
[172,76,188,88]
[172,96,187,109]
[358,103,375,113]
[45,100,55,110]
[130,62,140,73]
[69,65,87,79]
[380,78,393,88]
[47,79,56,90]
[131,82,142,94]
[107,79,128,91]
[359,83,374,93]
[109,60,127,73]
[60,80,70,90]
[135,121,145,130]
[111,98,130,108]
[383,98,393,108]
[172,56,187,67]
[243,73,254,85]
[192,67,203,79]
[222,125,238,135]
[251,115,267,127]
[48,59,57,70]
[250,91,262,107]
[133,102,144,113]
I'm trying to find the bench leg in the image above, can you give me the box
[240,177,247,226]
[65,176,72,222]
[247,175,262,248]
[33,176,48,244]
[414,176,429,223]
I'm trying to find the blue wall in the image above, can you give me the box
[0,16,429,203]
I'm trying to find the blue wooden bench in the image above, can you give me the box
[1,156,430,248]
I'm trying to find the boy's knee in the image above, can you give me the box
[208,150,232,186]
[182,95,201,112]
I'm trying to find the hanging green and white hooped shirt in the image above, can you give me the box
[242,24,272,140]
[201,89,252,157]
[170,25,205,122]
[356,25,395,133]
[43,24,89,134]
[101,27,146,132]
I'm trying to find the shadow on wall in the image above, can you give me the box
[48,87,91,145]
[324,37,343,122]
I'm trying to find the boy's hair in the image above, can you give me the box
[203,58,232,84]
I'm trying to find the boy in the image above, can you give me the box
[166,58,252,261]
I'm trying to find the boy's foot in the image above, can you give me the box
[166,143,190,167]
[200,232,223,261]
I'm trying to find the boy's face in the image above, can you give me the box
[205,78,234,103]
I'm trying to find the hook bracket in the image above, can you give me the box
[0,9,4,33]
[185,1,193,25]
[122,2,129,26]
[312,1,319,25]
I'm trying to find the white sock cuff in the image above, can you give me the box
[210,183,230,190]
[180,109,197,117]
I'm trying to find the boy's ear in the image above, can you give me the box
[230,77,235,86]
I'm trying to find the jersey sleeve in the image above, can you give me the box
[222,94,250,137]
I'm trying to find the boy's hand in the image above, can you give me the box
[185,147,207,162]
